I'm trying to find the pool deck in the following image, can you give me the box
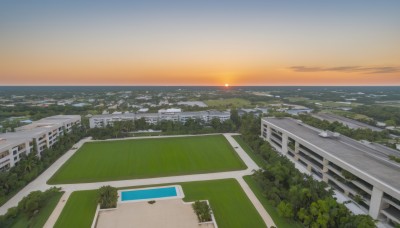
[96,199,212,228]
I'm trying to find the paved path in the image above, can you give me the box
[0,137,92,215]
[43,191,71,228]
[237,177,275,227]
[0,133,276,227]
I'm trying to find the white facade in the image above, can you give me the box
[0,115,81,171]
[89,110,230,128]
[261,117,400,225]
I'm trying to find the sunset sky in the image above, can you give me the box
[0,1,399,86]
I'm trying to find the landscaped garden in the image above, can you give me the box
[48,135,246,184]
[0,188,63,228]
[54,179,266,228]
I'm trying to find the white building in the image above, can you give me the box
[0,115,81,171]
[261,117,400,225]
[89,110,230,128]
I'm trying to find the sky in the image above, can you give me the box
[0,1,399,86]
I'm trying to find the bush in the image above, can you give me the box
[0,187,61,227]
[98,186,118,209]
[192,200,212,222]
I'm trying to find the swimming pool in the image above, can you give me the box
[119,185,184,203]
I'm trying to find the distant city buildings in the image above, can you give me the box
[261,117,400,224]
[0,115,81,171]
[89,109,230,128]
[237,107,268,117]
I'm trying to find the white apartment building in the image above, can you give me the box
[0,115,81,171]
[261,117,400,226]
[89,110,230,128]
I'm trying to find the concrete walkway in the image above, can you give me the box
[0,133,276,227]
[0,137,92,215]
[43,191,71,228]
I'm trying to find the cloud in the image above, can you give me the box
[289,66,400,74]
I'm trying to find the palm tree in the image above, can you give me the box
[98,185,118,209]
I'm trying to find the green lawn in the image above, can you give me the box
[54,190,98,228]
[11,192,63,228]
[232,135,265,167]
[48,135,246,184]
[182,179,266,228]
[54,179,266,228]
[244,176,303,228]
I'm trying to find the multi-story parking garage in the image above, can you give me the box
[261,117,400,225]
[0,115,81,171]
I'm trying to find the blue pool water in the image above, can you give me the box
[121,186,178,202]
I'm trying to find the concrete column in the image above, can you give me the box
[322,173,328,183]
[281,134,288,155]
[369,186,383,219]
[45,134,50,149]
[25,141,30,155]
[322,158,329,173]
[307,164,312,172]
[267,125,271,140]
[294,141,300,154]
[8,148,15,167]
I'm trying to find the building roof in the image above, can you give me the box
[263,117,400,196]
[15,115,80,131]
[1,115,80,151]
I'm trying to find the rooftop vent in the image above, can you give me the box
[319,131,340,138]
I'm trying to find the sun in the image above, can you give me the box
[224,83,229,87]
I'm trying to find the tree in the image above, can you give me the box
[98,185,118,209]
[192,201,212,222]
[230,108,240,128]
[277,201,293,218]
[350,214,376,228]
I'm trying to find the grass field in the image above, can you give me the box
[182,179,266,228]
[11,192,63,228]
[204,98,251,108]
[54,190,98,228]
[232,135,265,167]
[48,135,246,184]
[54,179,266,228]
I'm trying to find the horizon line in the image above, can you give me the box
[1,84,400,87]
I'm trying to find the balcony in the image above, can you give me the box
[381,207,400,224]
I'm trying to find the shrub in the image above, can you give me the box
[192,200,212,222]
[98,186,118,209]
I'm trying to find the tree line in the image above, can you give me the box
[87,111,240,140]
[298,115,390,142]
[0,187,61,227]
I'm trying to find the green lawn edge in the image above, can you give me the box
[54,179,266,228]
[11,191,63,228]
[54,190,98,228]
[48,135,247,185]
[232,135,265,167]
